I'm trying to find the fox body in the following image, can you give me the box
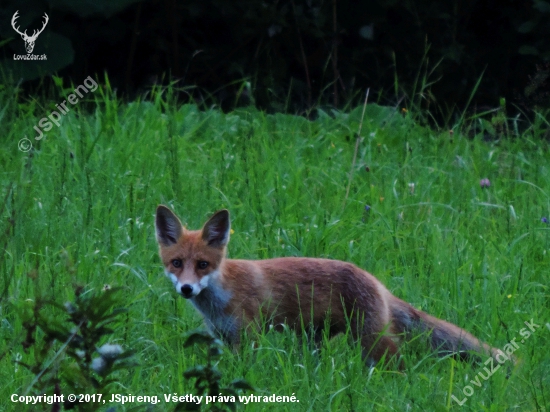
[155,206,503,365]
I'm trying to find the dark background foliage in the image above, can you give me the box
[1,0,549,118]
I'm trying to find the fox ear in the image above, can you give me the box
[202,210,230,247]
[156,205,183,246]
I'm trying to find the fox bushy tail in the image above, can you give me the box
[390,297,502,360]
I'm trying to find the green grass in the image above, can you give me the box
[1,84,549,411]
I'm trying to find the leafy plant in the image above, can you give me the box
[176,331,254,412]
[16,285,136,411]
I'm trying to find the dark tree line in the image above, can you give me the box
[1,0,549,118]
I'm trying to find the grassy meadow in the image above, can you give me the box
[1,83,549,411]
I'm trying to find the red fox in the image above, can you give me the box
[155,205,504,366]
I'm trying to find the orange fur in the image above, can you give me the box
[155,206,504,366]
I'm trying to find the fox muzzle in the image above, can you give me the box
[180,284,194,298]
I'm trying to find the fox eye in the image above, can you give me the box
[172,259,182,268]
[197,261,209,269]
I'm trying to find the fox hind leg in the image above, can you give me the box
[360,333,402,368]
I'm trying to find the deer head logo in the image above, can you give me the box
[11,11,49,54]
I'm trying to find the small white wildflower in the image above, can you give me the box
[91,357,107,374]
[14,353,22,373]
[64,302,76,313]
[97,344,123,360]
[408,183,415,194]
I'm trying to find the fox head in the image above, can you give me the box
[155,205,230,298]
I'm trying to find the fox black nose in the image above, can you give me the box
[181,284,193,298]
